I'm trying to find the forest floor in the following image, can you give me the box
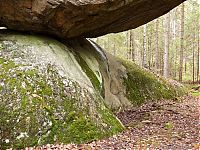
[28,94,199,150]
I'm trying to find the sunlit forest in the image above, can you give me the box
[94,0,200,83]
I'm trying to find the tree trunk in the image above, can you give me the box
[129,30,132,60]
[197,6,200,83]
[193,44,195,84]
[126,31,130,59]
[174,44,178,79]
[131,30,135,62]
[155,19,160,74]
[163,13,170,78]
[193,32,195,84]
[148,28,153,70]
[197,32,200,83]
[172,8,178,79]
[127,30,135,61]
[143,24,148,68]
[179,3,184,82]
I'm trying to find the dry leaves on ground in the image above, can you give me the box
[21,95,200,150]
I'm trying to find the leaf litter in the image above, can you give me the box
[10,94,199,150]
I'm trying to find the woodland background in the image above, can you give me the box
[93,0,200,84]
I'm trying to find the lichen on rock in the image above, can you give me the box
[0,31,123,149]
[0,30,186,149]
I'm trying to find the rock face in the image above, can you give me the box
[0,0,185,38]
[0,30,185,149]
[0,30,124,149]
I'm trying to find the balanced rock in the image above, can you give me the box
[0,0,185,38]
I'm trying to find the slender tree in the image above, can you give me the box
[131,30,135,61]
[126,31,130,59]
[163,13,170,77]
[179,3,185,82]
[127,30,135,61]
[147,25,153,69]
[155,19,160,74]
[143,24,148,68]
[197,28,200,82]
[193,33,195,83]
[197,4,200,82]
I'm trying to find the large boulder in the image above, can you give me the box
[0,0,185,38]
[0,30,185,149]
[0,30,125,149]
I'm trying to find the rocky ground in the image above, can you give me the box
[17,94,200,150]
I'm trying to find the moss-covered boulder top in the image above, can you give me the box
[0,30,185,149]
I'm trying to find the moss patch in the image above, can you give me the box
[119,59,186,106]
[187,84,200,97]
[191,92,200,96]
[0,57,123,149]
[74,53,101,92]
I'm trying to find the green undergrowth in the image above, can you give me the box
[0,57,123,149]
[191,92,200,96]
[186,84,200,96]
[119,59,186,106]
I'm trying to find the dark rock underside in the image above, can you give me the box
[0,0,185,38]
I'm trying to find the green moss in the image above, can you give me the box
[74,53,101,92]
[191,92,200,96]
[0,43,3,50]
[119,59,185,106]
[0,57,5,64]
[164,122,174,130]
[98,105,124,134]
[187,84,200,97]
[0,57,123,149]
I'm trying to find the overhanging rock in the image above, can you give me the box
[0,0,185,38]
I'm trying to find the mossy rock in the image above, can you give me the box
[119,59,186,106]
[0,30,186,149]
[0,31,123,149]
